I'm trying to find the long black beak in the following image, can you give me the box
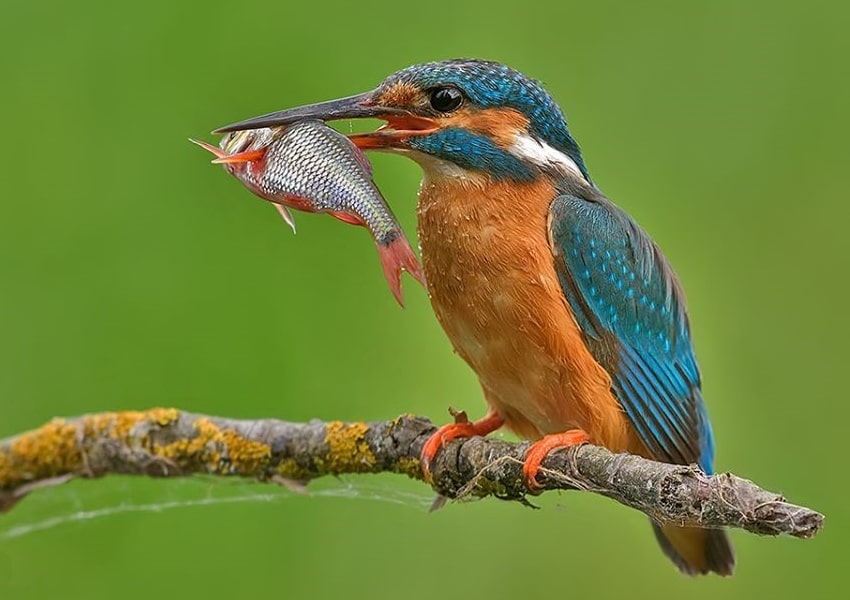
[213,91,407,134]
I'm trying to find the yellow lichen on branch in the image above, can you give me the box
[0,409,390,493]
[83,408,179,440]
[0,409,825,542]
[0,419,82,487]
[322,421,377,473]
[157,417,273,476]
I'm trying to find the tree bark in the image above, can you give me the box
[0,408,822,539]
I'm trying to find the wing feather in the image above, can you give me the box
[549,193,714,472]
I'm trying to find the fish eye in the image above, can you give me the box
[429,86,463,113]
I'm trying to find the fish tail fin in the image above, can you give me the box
[651,521,735,576]
[377,236,425,307]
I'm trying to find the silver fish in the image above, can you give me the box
[191,120,424,306]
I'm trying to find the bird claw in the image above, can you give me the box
[522,429,590,494]
[420,410,504,483]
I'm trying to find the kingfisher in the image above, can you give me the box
[215,59,735,576]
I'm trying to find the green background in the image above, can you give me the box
[0,0,845,597]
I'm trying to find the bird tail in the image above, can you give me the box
[651,522,735,576]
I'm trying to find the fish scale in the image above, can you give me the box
[192,120,424,306]
[221,122,385,238]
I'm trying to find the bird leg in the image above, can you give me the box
[421,408,504,482]
[522,429,590,493]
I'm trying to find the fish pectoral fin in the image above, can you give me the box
[211,148,267,165]
[328,211,364,226]
[273,204,297,233]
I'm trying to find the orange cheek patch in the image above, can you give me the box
[441,107,529,148]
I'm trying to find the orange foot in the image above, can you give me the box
[522,429,590,493]
[421,409,504,482]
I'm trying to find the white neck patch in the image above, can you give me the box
[510,133,585,180]
[402,148,487,187]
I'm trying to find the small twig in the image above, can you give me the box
[0,409,823,538]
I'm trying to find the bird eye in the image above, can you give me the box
[429,86,463,113]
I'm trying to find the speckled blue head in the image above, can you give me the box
[375,59,591,182]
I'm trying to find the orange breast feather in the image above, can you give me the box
[417,177,635,452]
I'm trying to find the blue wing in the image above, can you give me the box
[549,193,715,472]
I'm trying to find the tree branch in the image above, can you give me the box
[0,409,822,538]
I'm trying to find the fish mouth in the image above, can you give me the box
[212,91,439,150]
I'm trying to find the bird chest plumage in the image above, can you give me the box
[416,174,631,448]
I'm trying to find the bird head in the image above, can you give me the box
[215,59,590,184]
